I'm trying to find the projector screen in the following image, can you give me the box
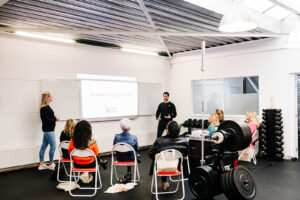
[81,80,138,119]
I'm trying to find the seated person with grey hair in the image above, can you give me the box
[113,118,139,183]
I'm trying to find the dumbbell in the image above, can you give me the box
[262,144,267,151]
[275,112,282,117]
[261,151,267,157]
[275,125,283,130]
[275,109,282,113]
[261,134,267,139]
[275,153,284,159]
[275,121,283,126]
[274,130,283,136]
[274,141,284,147]
[275,116,283,121]
[274,147,284,153]
[192,119,198,127]
[187,119,193,127]
[274,135,284,141]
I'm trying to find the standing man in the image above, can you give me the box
[156,92,177,138]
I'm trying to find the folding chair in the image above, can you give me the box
[170,155,190,182]
[151,149,185,200]
[110,142,140,186]
[69,149,102,197]
[239,130,258,165]
[57,141,71,183]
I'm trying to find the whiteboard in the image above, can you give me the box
[42,80,80,120]
[41,80,162,119]
[138,82,162,115]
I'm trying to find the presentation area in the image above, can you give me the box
[81,80,138,119]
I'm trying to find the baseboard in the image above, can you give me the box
[0,145,152,173]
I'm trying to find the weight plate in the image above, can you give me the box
[232,166,257,200]
[217,121,252,151]
[188,166,217,200]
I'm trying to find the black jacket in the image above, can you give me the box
[155,102,177,121]
[40,105,56,132]
[148,135,188,175]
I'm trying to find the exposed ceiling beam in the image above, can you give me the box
[269,0,300,15]
[0,28,288,37]
[0,0,8,7]
[184,0,285,33]
[137,0,171,57]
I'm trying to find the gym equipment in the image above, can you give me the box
[188,120,257,200]
[260,109,284,161]
[221,166,257,200]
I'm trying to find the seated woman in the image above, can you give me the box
[246,110,259,134]
[59,119,76,159]
[149,121,188,191]
[113,118,139,181]
[69,120,107,182]
[208,113,220,136]
[215,109,224,124]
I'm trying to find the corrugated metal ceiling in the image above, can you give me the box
[0,0,265,55]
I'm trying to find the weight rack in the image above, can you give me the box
[261,109,284,161]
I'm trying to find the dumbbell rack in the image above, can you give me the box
[260,109,284,161]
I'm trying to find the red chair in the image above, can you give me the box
[69,148,102,197]
[110,143,140,186]
[151,149,185,200]
[57,141,71,183]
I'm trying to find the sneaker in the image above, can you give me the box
[48,162,56,171]
[162,181,169,191]
[38,163,48,170]
[80,172,93,184]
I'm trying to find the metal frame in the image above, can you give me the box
[150,149,185,200]
[57,141,71,183]
[69,148,102,197]
[110,142,140,186]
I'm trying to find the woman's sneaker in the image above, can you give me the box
[48,162,56,171]
[38,163,48,170]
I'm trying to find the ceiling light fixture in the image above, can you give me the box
[121,48,158,56]
[15,31,75,44]
[219,0,258,33]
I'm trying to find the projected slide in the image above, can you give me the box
[81,80,138,118]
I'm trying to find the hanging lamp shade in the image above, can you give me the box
[285,16,300,48]
[219,0,258,33]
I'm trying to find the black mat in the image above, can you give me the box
[0,149,299,200]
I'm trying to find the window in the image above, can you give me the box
[193,76,259,115]
[193,79,222,114]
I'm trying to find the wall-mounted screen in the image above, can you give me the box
[81,80,138,119]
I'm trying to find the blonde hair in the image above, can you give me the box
[246,110,259,127]
[64,119,77,138]
[40,92,51,108]
[209,113,220,126]
[215,109,224,121]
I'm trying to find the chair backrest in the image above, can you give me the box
[154,149,183,171]
[70,148,98,168]
[156,149,183,160]
[58,141,70,157]
[59,141,70,150]
[112,142,135,153]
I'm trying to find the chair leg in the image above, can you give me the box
[133,164,137,184]
[110,162,114,186]
[57,160,61,182]
[181,173,185,200]
[137,164,141,181]
[63,162,70,176]
[154,172,159,200]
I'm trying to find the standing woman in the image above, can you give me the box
[38,92,59,170]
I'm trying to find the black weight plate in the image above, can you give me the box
[188,166,217,200]
[232,166,257,200]
[221,172,232,199]
[218,120,252,151]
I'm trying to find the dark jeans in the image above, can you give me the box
[157,120,170,138]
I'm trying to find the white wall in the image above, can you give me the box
[169,38,300,158]
[0,34,169,169]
